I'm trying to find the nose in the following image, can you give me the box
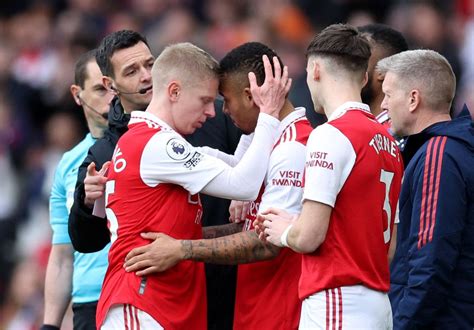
[140,66,152,82]
[205,102,216,118]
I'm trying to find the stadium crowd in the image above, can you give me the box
[0,0,472,329]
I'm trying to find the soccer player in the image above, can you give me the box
[123,42,313,330]
[66,30,241,329]
[378,49,474,329]
[42,50,114,330]
[256,24,404,329]
[96,42,291,329]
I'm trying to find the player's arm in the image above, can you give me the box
[144,56,291,201]
[200,56,291,200]
[259,201,332,253]
[202,222,243,239]
[197,134,253,167]
[124,230,280,276]
[258,124,355,253]
[393,146,467,328]
[43,168,73,328]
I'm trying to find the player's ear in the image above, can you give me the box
[168,81,181,102]
[375,70,385,83]
[312,60,320,81]
[362,71,368,88]
[70,85,82,106]
[103,76,115,94]
[243,87,252,101]
[243,87,259,109]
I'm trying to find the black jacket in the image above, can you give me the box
[68,98,241,253]
[68,98,131,252]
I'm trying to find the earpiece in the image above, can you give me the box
[76,93,82,106]
[110,85,151,95]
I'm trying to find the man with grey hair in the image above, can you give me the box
[95,42,291,329]
[378,49,474,329]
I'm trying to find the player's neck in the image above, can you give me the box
[369,93,384,117]
[278,100,295,121]
[147,97,176,130]
[322,87,363,119]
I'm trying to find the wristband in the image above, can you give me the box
[280,224,293,247]
[40,325,60,330]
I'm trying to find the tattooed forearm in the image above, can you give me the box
[202,222,244,239]
[181,230,280,265]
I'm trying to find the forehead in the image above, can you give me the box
[84,61,103,84]
[110,41,153,72]
[191,77,219,94]
[219,73,244,96]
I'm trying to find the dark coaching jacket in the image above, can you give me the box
[68,98,241,253]
[68,97,129,252]
[389,107,474,329]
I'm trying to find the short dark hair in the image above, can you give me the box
[306,24,371,74]
[74,49,97,88]
[95,30,149,78]
[358,23,408,56]
[219,42,283,86]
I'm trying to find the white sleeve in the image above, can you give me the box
[258,140,306,215]
[201,113,280,200]
[234,133,253,159]
[302,124,356,207]
[140,131,228,195]
[196,134,254,167]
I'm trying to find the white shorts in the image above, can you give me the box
[101,304,164,330]
[299,285,392,330]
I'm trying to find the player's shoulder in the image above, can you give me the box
[141,129,196,165]
[276,109,312,145]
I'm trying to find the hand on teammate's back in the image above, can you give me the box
[248,55,292,119]
[84,161,110,208]
[124,232,183,276]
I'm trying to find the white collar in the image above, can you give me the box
[328,102,370,122]
[129,111,174,131]
[277,107,307,136]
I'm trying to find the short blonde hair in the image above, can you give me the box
[376,49,456,110]
[152,42,219,88]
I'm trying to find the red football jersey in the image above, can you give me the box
[234,109,312,330]
[96,111,229,329]
[300,102,403,299]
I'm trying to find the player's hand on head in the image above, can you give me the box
[124,232,183,276]
[84,161,110,208]
[229,200,250,223]
[248,55,292,119]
